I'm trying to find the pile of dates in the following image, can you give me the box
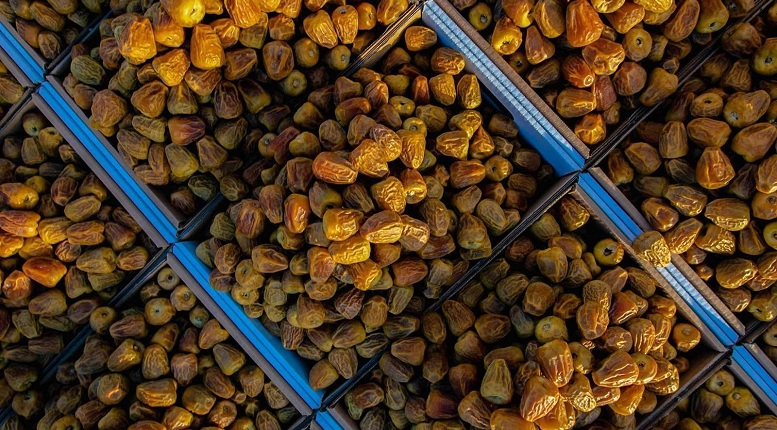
[338,195,704,429]
[195,25,555,391]
[451,0,760,146]
[0,266,301,430]
[60,0,410,215]
[0,109,153,412]
[0,0,107,62]
[0,60,24,121]
[605,8,777,323]
[653,369,777,429]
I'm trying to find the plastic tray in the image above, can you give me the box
[0,255,316,429]
[166,1,578,414]
[0,92,171,425]
[168,243,318,414]
[741,320,777,411]
[37,81,179,246]
[437,0,777,169]
[0,8,110,84]
[424,0,584,174]
[316,407,355,430]
[324,174,728,429]
[43,18,221,244]
[587,167,745,345]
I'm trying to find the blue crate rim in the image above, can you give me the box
[0,19,43,84]
[423,0,584,175]
[170,242,324,411]
[37,81,178,245]
[579,173,739,347]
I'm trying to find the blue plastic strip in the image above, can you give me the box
[315,411,344,430]
[37,82,177,244]
[423,2,583,175]
[732,346,777,403]
[579,173,738,346]
[0,22,44,84]
[172,242,324,410]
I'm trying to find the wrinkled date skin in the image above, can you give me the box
[603,12,777,322]
[5,266,299,429]
[193,24,555,403]
[332,195,702,428]
[58,0,412,215]
[457,0,751,146]
[0,108,153,415]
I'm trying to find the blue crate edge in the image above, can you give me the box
[171,241,325,409]
[422,1,584,175]
[37,82,177,244]
[579,173,738,347]
[732,345,777,412]
[315,410,344,430]
[0,21,43,84]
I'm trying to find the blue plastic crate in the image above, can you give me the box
[0,20,43,85]
[423,0,584,175]
[315,410,347,430]
[170,242,324,412]
[37,82,177,246]
[731,345,777,414]
[579,173,739,347]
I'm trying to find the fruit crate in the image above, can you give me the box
[435,0,777,167]
[0,260,312,429]
[163,0,585,414]
[168,242,322,416]
[647,345,777,428]
[36,81,178,246]
[592,134,775,341]
[588,167,746,343]
[421,0,585,174]
[0,6,110,85]
[0,91,172,425]
[586,0,777,340]
[42,0,434,247]
[321,174,728,429]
